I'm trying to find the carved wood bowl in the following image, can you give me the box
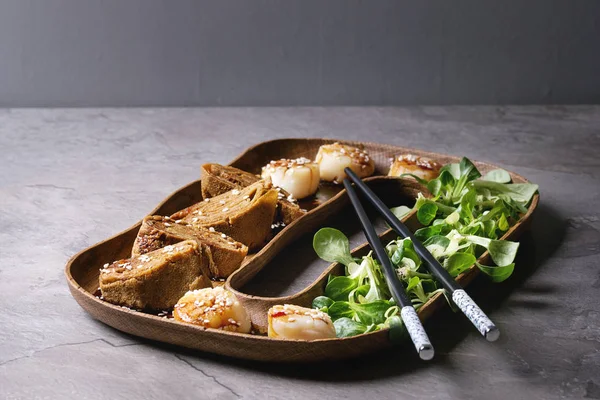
[66,139,538,362]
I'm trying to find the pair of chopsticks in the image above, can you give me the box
[343,167,500,360]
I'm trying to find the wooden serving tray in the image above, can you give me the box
[66,139,538,362]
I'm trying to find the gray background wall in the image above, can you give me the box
[0,0,599,107]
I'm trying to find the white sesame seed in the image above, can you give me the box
[232,189,240,195]
[208,227,216,232]
[222,207,229,212]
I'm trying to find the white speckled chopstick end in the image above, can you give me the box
[452,289,500,342]
[400,306,434,360]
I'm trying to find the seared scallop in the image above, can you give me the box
[173,287,251,333]
[268,304,336,340]
[261,157,320,200]
[315,143,375,183]
[388,154,441,181]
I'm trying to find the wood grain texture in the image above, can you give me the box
[65,138,538,362]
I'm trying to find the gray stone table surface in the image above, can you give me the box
[1,106,599,400]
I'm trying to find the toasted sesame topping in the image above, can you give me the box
[221,233,227,238]
[318,142,372,167]
[117,261,132,270]
[208,227,216,232]
[270,304,330,322]
[231,189,240,195]
[263,157,314,171]
[393,154,441,171]
[242,195,250,200]
[219,200,226,204]
[162,245,175,253]
[222,207,229,213]
[271,221,286,229]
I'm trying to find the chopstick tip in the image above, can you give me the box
[419,345,435,361]
[485,326,500,342]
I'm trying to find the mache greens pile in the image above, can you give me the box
[312,157,538,338]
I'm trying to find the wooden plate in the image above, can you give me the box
[65,139,538,362]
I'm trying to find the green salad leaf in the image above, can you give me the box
[482,169,511,183]
[472,181,539,205]
[417,203,438,225]
[488,240,520,266]
[390,205,412,220]
[325,276,358,301]
[313,228,355,266]
[334,318,367,337]
[446,253,477,277]
[476,262,515,283]
[311,156,536,339]
[312,296,334,312]
[386,315,405,343]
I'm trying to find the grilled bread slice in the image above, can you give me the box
[99,240,210,310]
[131,215,248,278]
[172,180,278,251]
[201,163,305,225]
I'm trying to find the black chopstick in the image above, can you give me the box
[344,167,500,342]
[342,179,435,361]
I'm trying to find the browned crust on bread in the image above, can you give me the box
[173,180,278,251]
[201,163,305,225]
[99,240,211,310]
[131,216,248,278]
[201,163,259,198]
